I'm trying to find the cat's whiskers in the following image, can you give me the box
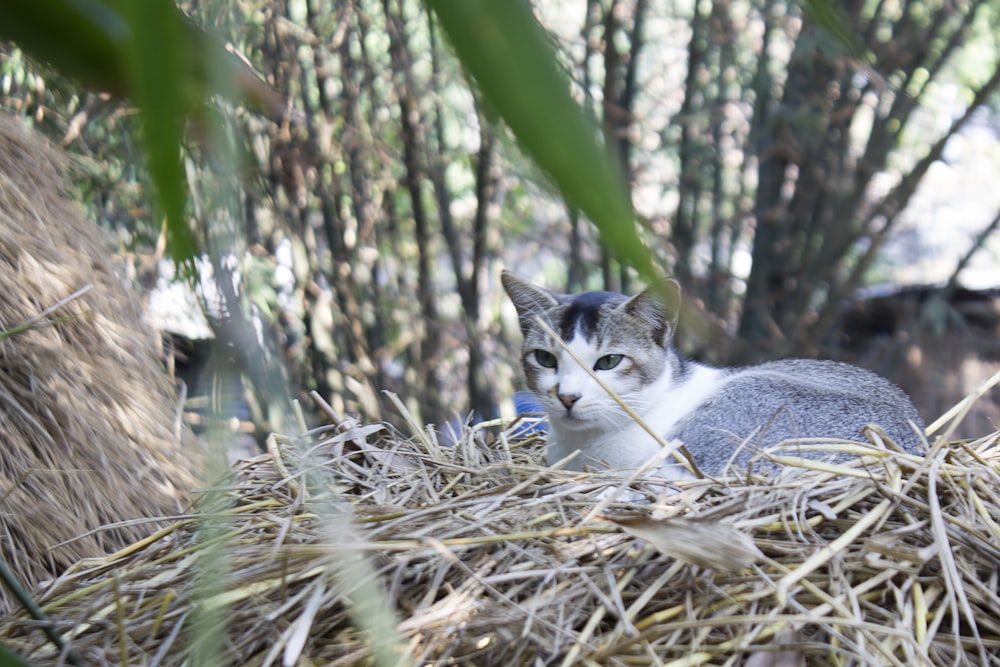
[533,315,674,445]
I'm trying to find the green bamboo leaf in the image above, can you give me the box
[0,555,78,665]
[0,0,129,95]
[425,0,656,283]
[120,0,196,266]
[798,0,869,62]
[0,643,34,667]
[0,0,283,266]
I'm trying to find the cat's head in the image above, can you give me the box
[501,271,677,433]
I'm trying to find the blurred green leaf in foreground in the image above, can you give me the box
[0,0,280,266]
[425,0,659,286]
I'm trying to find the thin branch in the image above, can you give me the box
[0,284,93,341]
[0,557,81,664]
[941,206,1000,297]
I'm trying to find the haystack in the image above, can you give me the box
[2,392,999,665]
[0,115,196,611]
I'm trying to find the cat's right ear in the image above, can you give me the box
[501,271,559,330]
[620,280,681,347]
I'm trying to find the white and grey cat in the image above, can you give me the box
[502,271,925,479]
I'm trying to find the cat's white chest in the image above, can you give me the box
[652,363,726,434]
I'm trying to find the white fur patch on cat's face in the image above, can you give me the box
[525,323,664,434]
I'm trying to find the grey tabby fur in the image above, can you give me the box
[502,271,925,479]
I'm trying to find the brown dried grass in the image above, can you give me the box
[2,391,999,666]
[0,115,196,611]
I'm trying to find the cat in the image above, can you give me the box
[501,271,925,479]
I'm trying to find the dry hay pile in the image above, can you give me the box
[0,115,196,611]
[2,396,1000,666]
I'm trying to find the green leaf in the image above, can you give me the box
[0,554,78,664]
[0,0,130,95]
[425,0,656,284]
[798,0,869,62]
[120,0,196,266]
[0,1,282,266]
[0,643,34,667]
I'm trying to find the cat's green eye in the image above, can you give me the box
[534,350,558,369]
[594,354,624,371]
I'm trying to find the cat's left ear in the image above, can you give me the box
[501,271,560,332]
[620,283,680,345]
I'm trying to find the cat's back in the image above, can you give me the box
[670,358,924,473]
[732,359,912,403]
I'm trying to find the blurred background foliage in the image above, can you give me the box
[2,0,1000,434]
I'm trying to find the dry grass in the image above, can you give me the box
[2,390,999,666]
[0,115,196,611]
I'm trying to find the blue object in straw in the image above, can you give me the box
[511,390,547,436]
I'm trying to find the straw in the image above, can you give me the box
[3,390,998,664]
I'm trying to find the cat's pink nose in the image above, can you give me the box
[558,393,580,410]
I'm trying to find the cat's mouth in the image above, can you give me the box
[550,408,596,429]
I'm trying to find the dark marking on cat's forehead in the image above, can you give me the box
[557,290,627,341]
